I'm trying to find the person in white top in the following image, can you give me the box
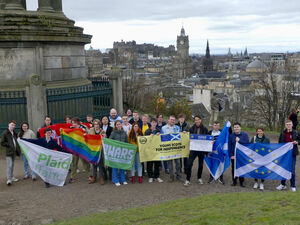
[18,122,37,180]
[122,115,132,135]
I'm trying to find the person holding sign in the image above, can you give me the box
[184,115,208,186]
[128,123,143,183]
[145,118,163,183]
[109,120,128,186]
[161,115,183,183]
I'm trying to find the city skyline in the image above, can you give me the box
[27,0,300,54]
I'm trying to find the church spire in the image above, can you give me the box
[244,47,248,56]
[206,40,210,58]
[180,26,185,36]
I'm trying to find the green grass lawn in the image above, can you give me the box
[54,192,300,225]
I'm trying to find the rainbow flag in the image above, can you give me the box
[61,129,102,164]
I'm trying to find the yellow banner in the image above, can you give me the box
[138,132,190,162]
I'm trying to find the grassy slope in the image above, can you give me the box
[54,192,300,225]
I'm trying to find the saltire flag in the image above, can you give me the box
[190,135,213,152]
[18,139,72,187]
[61,129,102,164]
[161,133,181,142]
[205,121,231,180]
[235,142,293,180]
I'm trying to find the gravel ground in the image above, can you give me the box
[0,132,297,225]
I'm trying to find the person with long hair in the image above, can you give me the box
[88,119,106,185]
[18,122,37,180]
[128,122,143,183]
[109,120,128,186]
[250,127,270,190]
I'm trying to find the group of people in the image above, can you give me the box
[1,108,299,192]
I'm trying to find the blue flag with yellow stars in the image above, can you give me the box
[235,142,293,180]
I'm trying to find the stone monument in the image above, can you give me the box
[0,0,93,131]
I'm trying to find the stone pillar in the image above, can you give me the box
[51,0,62,12]
[26,74,48,133]
[38,0,54,12]
[4,0,25,10]
[110,69,123,115]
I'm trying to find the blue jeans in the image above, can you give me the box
[131,152,142,177]
[22,154,36,177]
[281,156,296,187]
[112,168,125,183]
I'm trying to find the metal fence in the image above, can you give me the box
[47,77,112,123]
[0,78,112,134]
[0,90,27,134]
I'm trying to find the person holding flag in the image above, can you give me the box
[184,115,208,186]
[22,128,65,188]
[250,127,270,190]
[206,121,226,185]
[276,120,300,192]
[228,122,249,187]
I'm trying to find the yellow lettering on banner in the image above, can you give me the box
[138,132,190,162]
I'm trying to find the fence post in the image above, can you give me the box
[26,74,48,132]
[110,69,123,115]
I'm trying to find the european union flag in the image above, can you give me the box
[235,142,293,180]
[161,133,181,142]
[205,121,231,180]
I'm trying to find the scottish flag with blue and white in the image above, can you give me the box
[205,121,231,180]
[235,142,293,180]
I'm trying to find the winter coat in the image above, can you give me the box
[250,135,270,144]
[228,132,249,157]
[1,129,21,157]
[23,137,65,152]
[189,124,208,135]
[109,129,128,143]
[176,121,190,132]
[278,129,300,156]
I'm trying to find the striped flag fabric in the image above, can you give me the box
[61,129,102,164]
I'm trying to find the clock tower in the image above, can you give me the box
[177,27,189,60]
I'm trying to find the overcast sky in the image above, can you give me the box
[27,0,300,54]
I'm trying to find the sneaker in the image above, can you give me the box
[115,182,121,186]
[184,180,190,186]
[253,182,258,189]
[291,187,296,192]
[198,179,203,184]
[276,184,287,191]
[259,183,264,190]
[76,169,80,173]
[6,180,12,186]
[148,178,153,183]
[156,178,163,183]
[123,181,128,185]
[208,176,214,184]
[24,175,30,180]
[11,177,19,182]
[88,176,93,181]
[32,175,37,181]
[240,183,246,188]
[89,178,96,184]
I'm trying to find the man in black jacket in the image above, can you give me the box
[1,120,21,186]
[276,120,300,192]
[184,115,208,186]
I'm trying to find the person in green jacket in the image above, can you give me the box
[250,127,270,190]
